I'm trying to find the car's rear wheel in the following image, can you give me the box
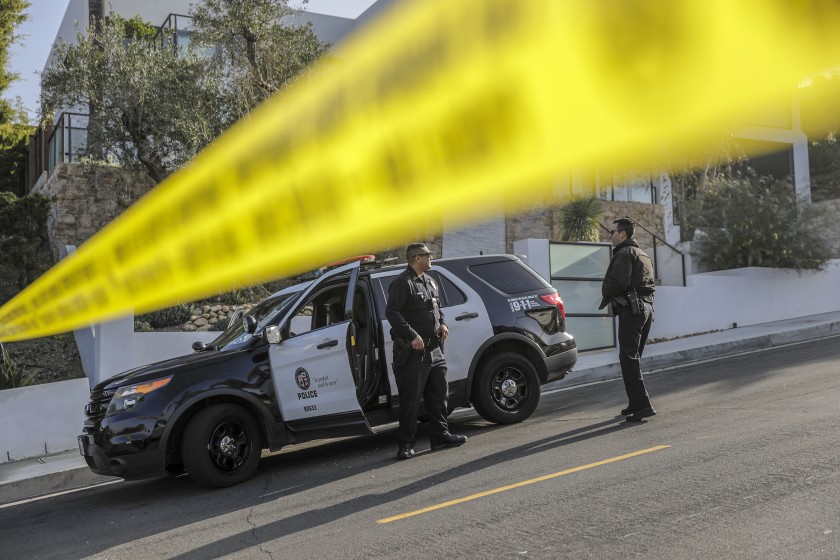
[472,353,540,424]
[182,404,261,488]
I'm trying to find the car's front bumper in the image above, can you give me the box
[78,433,166,479]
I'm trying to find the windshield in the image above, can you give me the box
[210,289,303,351]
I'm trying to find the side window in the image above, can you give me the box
[427,271,467,307]
[374,275,397,311]
[287,283,348,337]
[289,302,315,336]
[375,272,467,308]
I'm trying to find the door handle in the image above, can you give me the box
[317,339,339,349]
[455,312,479,321]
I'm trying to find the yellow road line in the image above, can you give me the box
[376,445,670,524]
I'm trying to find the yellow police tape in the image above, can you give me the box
[1,0,840,342]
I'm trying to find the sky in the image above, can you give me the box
[6,0,70,123]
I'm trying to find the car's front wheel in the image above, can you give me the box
[182,403,262,488]
[472,353,541,424]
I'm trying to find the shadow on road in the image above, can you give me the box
[165,417,631,560]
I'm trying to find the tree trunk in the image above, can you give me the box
[88,0,105,35]
[86,0,107,160]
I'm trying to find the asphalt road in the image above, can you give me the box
[3,337,840,560]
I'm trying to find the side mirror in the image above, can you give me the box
[243,315,258,334]
[192,341,207,352]
[265,325,282,344]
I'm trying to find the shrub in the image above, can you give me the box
[690,175,832,271]
[559,197,603,242]
[211,317,230,331]
[1,343,33,390]
[0,192,54,302]
[133,320,154,332]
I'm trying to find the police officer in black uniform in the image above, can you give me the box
[385,243,467,460]
[599,218,657,422]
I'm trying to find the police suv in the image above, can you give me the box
[78,255,577,487]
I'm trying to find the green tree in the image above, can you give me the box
[0,0,32,194]
[190,0,330,125]
[0,98,31,193]
[40,15,225,183]
[690,174,831,271]
[40,1,330,183]
[0,0,29,103]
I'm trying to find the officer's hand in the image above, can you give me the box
[411,335,424,350]
[438,324,449,343]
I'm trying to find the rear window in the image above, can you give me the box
[469,260,549,294]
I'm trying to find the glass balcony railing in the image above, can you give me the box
[47,112,89,174]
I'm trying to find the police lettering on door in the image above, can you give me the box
[295,367,318,412]
[507,295,539,312]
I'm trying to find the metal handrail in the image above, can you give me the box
[152,13,192,54]
[600,217,687,287]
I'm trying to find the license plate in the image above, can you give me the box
[78,435,87,456]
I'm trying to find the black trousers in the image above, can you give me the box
[617,303,653,411]
[394,346,449,444]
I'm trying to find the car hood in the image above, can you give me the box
[98,350,236,391]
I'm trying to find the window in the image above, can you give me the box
[469,261,548,294]
[287,283,348,337]
[375,271,467,307]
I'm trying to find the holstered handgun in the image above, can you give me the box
[392,338,412,368]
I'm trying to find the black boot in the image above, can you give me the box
[430,433,467,450]
[396,442,415,460]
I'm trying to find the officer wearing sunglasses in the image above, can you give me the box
[385,243,467,460]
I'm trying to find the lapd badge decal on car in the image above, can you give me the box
[295,367,311,390]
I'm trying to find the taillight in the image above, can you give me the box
[539,292,566,319]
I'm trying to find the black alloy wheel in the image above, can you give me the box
[182,403,262,488]
[473,352,541,424]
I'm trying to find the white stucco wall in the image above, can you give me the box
[649,261,840,339]
[133,331,218,367]
[1,378,89,462]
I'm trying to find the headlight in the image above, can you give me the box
[106,376,173,416]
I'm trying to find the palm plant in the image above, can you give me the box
[559,197,603,242]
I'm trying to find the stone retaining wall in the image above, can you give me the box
[505,199,665,253]
[34,163,154,259]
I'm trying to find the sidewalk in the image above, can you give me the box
[3,310,840,506]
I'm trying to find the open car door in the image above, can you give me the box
[268,262,373,439]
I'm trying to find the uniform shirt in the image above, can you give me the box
[385,266,446,340]
[599,238,655,310]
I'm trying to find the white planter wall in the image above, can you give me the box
[1,378,89,463]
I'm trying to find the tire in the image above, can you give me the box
[472,353,541,424]
[181,404,262,488]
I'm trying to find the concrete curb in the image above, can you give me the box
[0,454,119,506]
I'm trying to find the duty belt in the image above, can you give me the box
[423,337,440,350]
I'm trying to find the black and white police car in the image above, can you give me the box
[78,254,577,487]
